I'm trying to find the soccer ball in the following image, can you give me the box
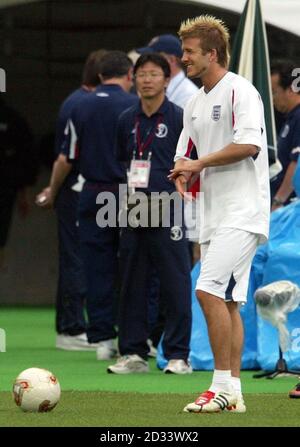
[13,367,61,412]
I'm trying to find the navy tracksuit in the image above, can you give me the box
[270,104,300,204]
[67,84,138,343]
[55,87,88,335]
[116,98,192,360]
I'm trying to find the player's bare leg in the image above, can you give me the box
[226,301,243,377]
[197,290,232,370]
[183,290,237,413]
[225,301,246,412]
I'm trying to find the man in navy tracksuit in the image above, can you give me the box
[36,50,106,350]
[270,60,300,209]
[108,53,192,374]
[66,51,138,360]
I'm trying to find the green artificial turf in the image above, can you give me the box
[0,308,299,427]
[0,392,299,427]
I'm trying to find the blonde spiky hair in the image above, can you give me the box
[178,15,230,68]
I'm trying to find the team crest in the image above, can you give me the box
[211,105,221,121]
[170,226,183,241]
[156,123,168,138]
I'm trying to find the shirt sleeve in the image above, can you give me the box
[174,105,197,161]
[232,83,264,150]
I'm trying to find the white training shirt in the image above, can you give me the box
[175,71,270,244]
[166,71,198,109]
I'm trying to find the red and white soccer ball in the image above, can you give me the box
[13,367,61,412]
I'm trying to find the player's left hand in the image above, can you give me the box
[168,159,204,181]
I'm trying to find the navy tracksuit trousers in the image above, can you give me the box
[55,182,87,335]
[78,184,119,343]
[118,218,192,361]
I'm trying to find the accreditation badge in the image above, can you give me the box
[128,159,151,188]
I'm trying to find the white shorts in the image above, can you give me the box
[196,228,259,303]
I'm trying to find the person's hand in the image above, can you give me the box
[174,174,189,198]
[35,187,54,209]
[168,158,204,181]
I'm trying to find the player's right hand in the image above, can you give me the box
[35,187,54,209]
[175,174,189,199]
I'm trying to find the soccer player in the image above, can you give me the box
[169,15,270,412]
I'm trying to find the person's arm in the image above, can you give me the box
[169,143,258,197]
[171,108,195,197]
[272,160,297,210]
[36,154,72,209]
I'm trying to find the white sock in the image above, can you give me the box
[209,369,232,393]
[231,376,242,396]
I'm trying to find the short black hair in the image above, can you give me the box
[271,59,298,91]
[98,51,133,81]
[134,53,171,78]
[82,49,107,86]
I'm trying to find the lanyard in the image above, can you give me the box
[134,115,162,159]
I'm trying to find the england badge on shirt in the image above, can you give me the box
[211,105,221,121]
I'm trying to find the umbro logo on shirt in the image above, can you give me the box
[192,116,197,121]
[96,92,109,97]
[212,280,223,286]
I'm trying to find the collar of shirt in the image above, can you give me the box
[136,96,169,118]
[286,103,300,120]
[95,84,124,93]
[166,70,185,98]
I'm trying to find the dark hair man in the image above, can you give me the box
[270,60,300,210]
[36,49,107,351]
[63,51,137,360]
[108,53,192,375]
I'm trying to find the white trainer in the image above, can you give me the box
[96,339,118,360]
[225,394,246,413]
[107,354,149,374]
[183,389,238,413]
[147,339,157,358]
[56,333,98,351]
[163,359,193,375]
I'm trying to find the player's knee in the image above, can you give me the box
[196,289,226,311]
[226,300,239,313]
